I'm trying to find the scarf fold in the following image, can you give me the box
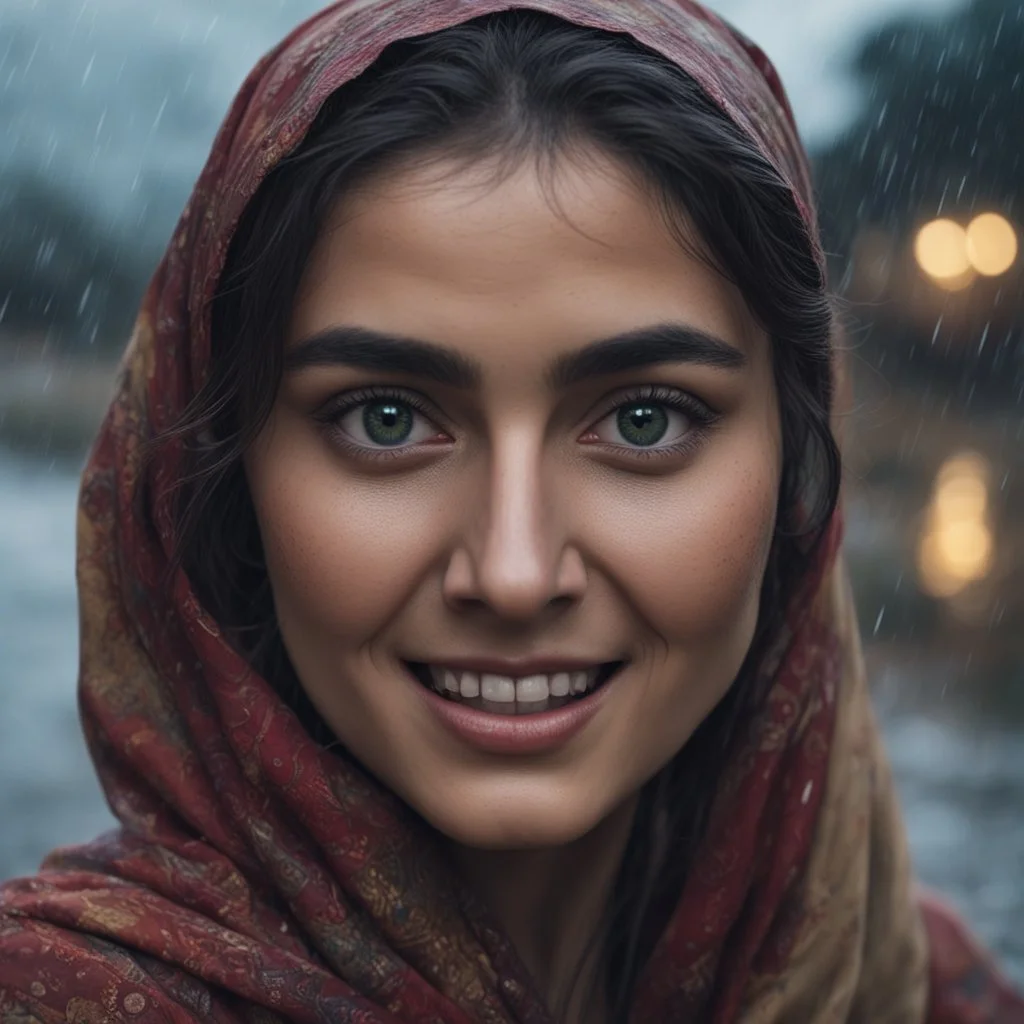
[1,2,1019,1021]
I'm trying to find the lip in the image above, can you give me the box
[409,661,622,756]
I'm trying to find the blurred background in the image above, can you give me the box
[0,0,1021,979]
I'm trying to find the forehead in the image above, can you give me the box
[288,150,763,362]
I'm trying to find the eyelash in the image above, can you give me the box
[314,386,444,463]
[585,384,719,462]
[314,384,719,464]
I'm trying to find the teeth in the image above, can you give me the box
[516,675,549,702]
[481,674,516,702]
[424,665,609,704]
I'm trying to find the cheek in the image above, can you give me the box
[244,430,445,644]
[588,444,779,654]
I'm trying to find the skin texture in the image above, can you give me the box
[244,149,782,1014]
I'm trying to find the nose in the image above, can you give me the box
[442,431,586,621]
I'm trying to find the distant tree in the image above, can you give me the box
[816,0,1022,245]
[0,6,206,353]
[813,0,1024,404]
[0,172,150,351]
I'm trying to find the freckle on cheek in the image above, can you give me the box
[651,483,775,635]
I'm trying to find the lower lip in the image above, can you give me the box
[412,670,618,755]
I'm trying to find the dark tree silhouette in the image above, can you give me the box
[0,173,144,348]
[814,0,1024,405]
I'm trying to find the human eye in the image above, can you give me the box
[314,386,450,460]
[579,385,718,461]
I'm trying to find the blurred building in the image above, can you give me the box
[814,0,1023,679]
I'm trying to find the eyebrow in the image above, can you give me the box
[286,327,480,386]
[550,323,746,387]
[285,322,746,387]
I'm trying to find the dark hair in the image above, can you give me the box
[165,10,840,1021]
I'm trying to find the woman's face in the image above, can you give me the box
[245,149,782,849]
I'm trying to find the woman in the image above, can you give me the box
[1,2,1020,1021]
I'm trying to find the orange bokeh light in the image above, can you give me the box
[914,219,971,280]
[914,213,1018,285]
[917,452,994,599]
[966,213,1018,276]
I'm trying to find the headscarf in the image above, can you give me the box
[1,2,1020,1022]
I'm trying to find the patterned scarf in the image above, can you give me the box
[1,2,1020,1021]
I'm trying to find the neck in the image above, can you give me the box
[449,796,638,1023]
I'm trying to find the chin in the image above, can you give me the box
[416,783,612,850]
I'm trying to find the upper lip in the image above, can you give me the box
[407,656,622,676]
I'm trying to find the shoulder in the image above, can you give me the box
[0,899,203,1024]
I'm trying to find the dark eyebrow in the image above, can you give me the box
[285,327,481,387]
[285,321,746,388]
[549,323,746,389]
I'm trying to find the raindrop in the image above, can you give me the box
[873,606,886,636]
[77,282,93,316]
[202,16,221,45]
[22,38,40,78]
[883,156,898,192]
[150,95,169,137]
[35,238,57,270]
[978,323,990,356]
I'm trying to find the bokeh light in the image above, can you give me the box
[917,452,994,599]
[932,266,978,292]
[914,218,971,280]
[966,212,1018,276]
[914,214,1018,285]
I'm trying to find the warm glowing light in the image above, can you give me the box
[914,219,971,280]
[966,213,1018,276]
[937,451,991,488]
[933,266,977,292]
[935,462,988,519]
[917,451,994,599]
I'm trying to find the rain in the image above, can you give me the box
[0,0,1022,984]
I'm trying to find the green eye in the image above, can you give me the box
[616,403,670,447]
[363,401,414,446]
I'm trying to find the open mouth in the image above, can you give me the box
[405,661,625,716]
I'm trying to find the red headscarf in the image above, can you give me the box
[1,2,1020,1022]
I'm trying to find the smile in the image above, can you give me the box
[406,661,623,716]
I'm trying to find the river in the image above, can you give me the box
[0,448,1020,982]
